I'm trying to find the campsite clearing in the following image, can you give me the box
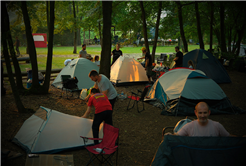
[1,68,246,166]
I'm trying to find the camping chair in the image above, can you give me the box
[157,54,167,64]
[80,123,119,166]
[162,117,193,139]
[127,85,151,113]
[61,75,79,99]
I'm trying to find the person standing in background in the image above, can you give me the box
[79,44,87,58]
[111,43,123,65]
[14,36,20,56]
[173,46,183,68]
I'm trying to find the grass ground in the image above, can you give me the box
[4,44,215,72]
[18,44,214,55]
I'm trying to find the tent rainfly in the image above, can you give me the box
[182,49,231,84]
[110,56,149,86]
[52,58,99,90]
[147,68,235,116]
[12,106,104,154]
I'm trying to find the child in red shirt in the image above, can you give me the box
[82,88,113,144]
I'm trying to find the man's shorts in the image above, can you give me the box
[146,66,152,78]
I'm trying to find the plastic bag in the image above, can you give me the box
[80,89,88,100]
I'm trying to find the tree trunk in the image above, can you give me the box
[209,1,213,52]
[100,1,112,78]
[214,28,221,47]
[77,4,81,46]
[195,2,204,49]
[89,27,91,41]
[235,23,246,56]
[3,15,24,91]
[73,1,77,53]
[43,1,55,93]
[99,21,102,46]
[176,2,188,52]
[46,1,50,40]
[152,1,162,62]
[220,2,227,53]
[83,30,85,44]
[228,27,232,53]
[139,1,150,53]
[2,1,27,113]
[21,1,41,92]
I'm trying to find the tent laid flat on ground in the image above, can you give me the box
[182,49,231,84]
[147,68,235,116]
[151,135,246,166]
[52,58,99,90]
[110,56,149,86]
[12,106,103,154]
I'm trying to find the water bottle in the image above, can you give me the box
[121,91,124,96]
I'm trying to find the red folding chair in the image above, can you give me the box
[127,85,151,113]
[80,123,119,166]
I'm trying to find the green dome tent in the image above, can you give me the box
[147,68,235,116]
[182,49,231,84]
[52,58,99,90]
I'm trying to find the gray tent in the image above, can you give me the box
[52,58,99,90]
[183,49,231,84]
[12,106,104,154]
[151,135,246,166]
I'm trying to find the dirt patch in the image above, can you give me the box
[1,70,246,166]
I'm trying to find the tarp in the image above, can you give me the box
[182,49,231,84]
[151,135,246,166]
[52,58,99,90]
[110,56,148,86]
[146,68,234,115]
[12,106,104,154]
[33,33,47,48]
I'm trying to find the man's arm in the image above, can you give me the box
[94,82,98,89]
[145,59,149,69]
[82,106,92,118]
[173,56,178,61]
[137,56,145,60]
[165,132,179,136]
[217,123,231,137]
[102,89,108,96]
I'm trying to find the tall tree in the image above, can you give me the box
[139,1,150,53]
[46,1,50,40]
[2,2,29,113]
[73,1,77,53]
[21,1,41,93]
[209,1,214,52]
[43,1,55,93]
[220,2,227,53]
[100,1,112,78]
[152,1,162,62]
[195,2,204,49]
[176,1,188,52]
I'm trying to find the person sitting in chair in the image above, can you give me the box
[82,88,113,144]
[94,55,100,67]
[165,102,231,137]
